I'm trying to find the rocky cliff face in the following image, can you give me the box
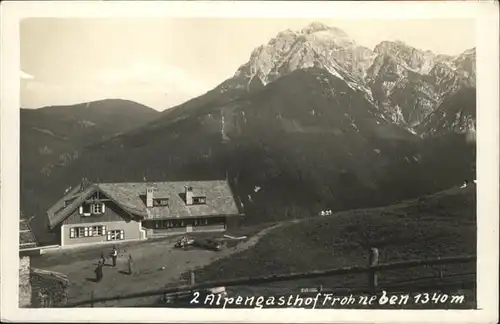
[223,22,376,102]
[219,22,476,130]
[416,87,476,138]
[452,47,476,87]
[368,41,475,127]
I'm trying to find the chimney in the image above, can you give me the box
[146,187,154,208]
[185,186,193,205]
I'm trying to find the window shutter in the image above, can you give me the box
[84,227,89,237]
[79,206,83,215]
[88,227,93,237]
[102,203,106,213]
[102,226,106,236]
[120,230,124,240]
[107,231,111,241]
[70,228,75,238]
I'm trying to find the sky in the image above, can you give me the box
[20,18,476,111]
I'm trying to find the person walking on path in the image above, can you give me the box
[127,254,134,275]
[95,261,103,282]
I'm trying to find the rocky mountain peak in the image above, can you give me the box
[373,40,440,75]
[374,40,406,53]
[300,22,330,33]
[221,23,476,130]
[457,47,476,57]
[228,22,375,96]
[365,42,476,127]
[452,47,476,84]
[299,22,348,38]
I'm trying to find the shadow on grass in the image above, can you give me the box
[94,262,113,267]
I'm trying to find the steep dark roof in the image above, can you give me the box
[99,181,240,220]
[47,180,241,229]
[47,185,99,229]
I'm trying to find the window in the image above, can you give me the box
[70,226,106,238]
[69,227,86,238]
[79,203,105,216]
[163,220,179,228]
[196,218,208,226]
[89,225,106,237]
[157,220,186,229]
[153,198,169,207]
[91,203,103,214]
[80,204,91,216]
[107,230,124,241]
[158,220,171,228]
[193,196,207,205]
[203,217,224,226]
[192,219,208,226]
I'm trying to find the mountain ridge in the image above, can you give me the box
[416,87,476,138]
[23,68,475,245]
[146,22,475,135]
[21,98,160,232]
[211,22,476,129]
[20,23,476,246]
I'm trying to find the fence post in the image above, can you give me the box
[368,247,379,291]
[190,271,196,286]
[437,255,444,280]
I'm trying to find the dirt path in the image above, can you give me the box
[33,223,283,307]
[224,223,282,253]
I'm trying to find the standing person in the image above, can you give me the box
[127,254,134,275]
[95,261,103,282]
[100,252,106,266]
[94,261,99,282]
[110,246,118,267]
[97,261,103,282]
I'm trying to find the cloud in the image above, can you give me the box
[20,70,35,80]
